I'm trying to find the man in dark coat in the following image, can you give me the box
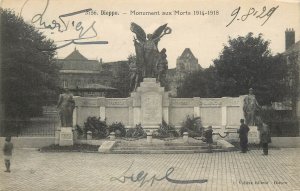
[204,126,213,152]
[238,119,250,153]
[260,123,271,155]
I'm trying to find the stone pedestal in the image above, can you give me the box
[248,126,260,144]
[135,78,167,129]
[59,127,74,146]
[55,129,61,145]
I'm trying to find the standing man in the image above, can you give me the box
[3,137,13,172]
[243,88,261,126]
[238,119,250,153]
[204,126,213,153]
[260,123,271,155]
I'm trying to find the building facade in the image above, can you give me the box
[56,48,129,97]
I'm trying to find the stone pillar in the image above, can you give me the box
[221,106,227,126]
[55,128,61,145]
[87,131,92,140]
[163,92,170,123]
[110,132,116,141]
[97,97,106,120]
[183,132,189,143]
[163,107,169,123]
[128,106,133,127]
[147,131,153,143]
[100,106,105,120]
[193,97,201,117]
[133,107,141,125]
[72,107,77,127]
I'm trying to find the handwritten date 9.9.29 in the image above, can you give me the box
[226,5,279,27]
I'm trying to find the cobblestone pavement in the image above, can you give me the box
[0,148,299,191]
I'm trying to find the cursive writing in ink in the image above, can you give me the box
[110,161,207,187]
[226,5,279,27]
[22,0,108,50]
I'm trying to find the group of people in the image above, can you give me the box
[239,118,271,155]
[202,118,271,155]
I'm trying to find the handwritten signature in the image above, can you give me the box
[110,161,208,187]
[21,0,108,50]
[226,5,279,27]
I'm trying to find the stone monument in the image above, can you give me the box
[130,78,168,129]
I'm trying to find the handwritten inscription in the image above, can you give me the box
[21,0,108,50]
[110,161,207,187]
[226,5,279,27]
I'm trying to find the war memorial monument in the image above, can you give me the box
[57,23,260,146]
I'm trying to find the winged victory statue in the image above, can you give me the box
[130,23,172,91]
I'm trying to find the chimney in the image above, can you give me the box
[285,28,295,50]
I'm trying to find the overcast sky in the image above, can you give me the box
[2,0,300,68]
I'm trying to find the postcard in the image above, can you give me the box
[0,0,299,190]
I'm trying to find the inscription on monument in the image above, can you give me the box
[106,99,128,107]
[141,93,162,126]
[61,133,72,140]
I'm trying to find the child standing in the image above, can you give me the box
[3,137,13,172]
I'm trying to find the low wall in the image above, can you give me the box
[73,79,246,129]
[270,137,300,148]
[0,137,55,148]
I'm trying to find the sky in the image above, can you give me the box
[1,0,300,68]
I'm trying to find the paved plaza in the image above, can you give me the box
[0,148,299,191]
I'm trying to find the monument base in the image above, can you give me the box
[59,127,74,146]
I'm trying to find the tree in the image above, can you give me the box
[177,67,217,98]
[0,9,59,120]
[106,60,130,98]
[213,33,287,104]
[178,32,288,105]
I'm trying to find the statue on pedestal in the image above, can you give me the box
[57,88,75,127]
[130,22,171,89]
[128,55,141,92]
[243,88,261,126]
[157,48,168,88]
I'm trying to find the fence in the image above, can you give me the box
[1,116,59,137]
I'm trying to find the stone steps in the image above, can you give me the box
[111,149,227,154]
[111,141,227,154]
[113,145,217,150]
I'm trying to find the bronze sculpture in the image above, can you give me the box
[57,88,75,127]
[243,88,261,126]
[130,23,171,90]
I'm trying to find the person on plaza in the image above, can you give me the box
[260,122,271,155]
[3,136,13,173]
[238,119,250,153]
[204,126,213,152]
